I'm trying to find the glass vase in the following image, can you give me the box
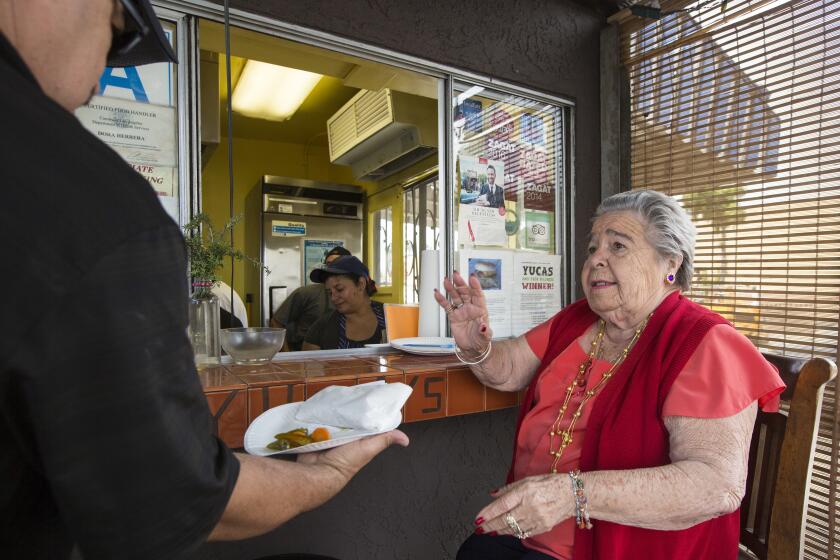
[189,280,221,369]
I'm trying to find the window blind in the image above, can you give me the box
[618,1,840,557]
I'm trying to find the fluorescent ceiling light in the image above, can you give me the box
[232,60,322,121]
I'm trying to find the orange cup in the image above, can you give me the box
[383,304,420,341]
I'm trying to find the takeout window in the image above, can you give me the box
[197,19,441,353]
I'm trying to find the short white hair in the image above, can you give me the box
[594,190,696,290]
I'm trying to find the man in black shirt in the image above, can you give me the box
[0,2,407,559]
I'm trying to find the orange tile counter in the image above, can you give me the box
[199,350,522,449]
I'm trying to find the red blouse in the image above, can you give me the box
[514,320,785,559]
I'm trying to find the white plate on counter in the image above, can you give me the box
[244,401,399,456]
[390,337,456,355]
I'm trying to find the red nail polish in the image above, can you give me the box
[489,531,498,536]
[480,324,487,333]
[475,517,484,525]
[490,488,498,494]
[475,527,484,534]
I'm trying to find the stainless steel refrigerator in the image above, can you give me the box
[244,176,364,326]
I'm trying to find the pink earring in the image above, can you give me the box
[665,273,676,285]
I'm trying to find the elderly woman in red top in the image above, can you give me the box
[435,189,785,560]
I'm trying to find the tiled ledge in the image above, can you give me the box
[199,351,522,449]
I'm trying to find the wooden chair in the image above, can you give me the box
[739,353,837,560]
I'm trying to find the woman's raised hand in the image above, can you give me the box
[433,271,493,353]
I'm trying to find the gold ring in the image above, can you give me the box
[445,302,463,314]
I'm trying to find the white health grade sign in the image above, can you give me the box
[76,96,177,168]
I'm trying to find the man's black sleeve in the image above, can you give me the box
[12,225,239,560]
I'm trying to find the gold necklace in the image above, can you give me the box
[547,314,652,474]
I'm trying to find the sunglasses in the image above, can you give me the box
[107,0,150,61]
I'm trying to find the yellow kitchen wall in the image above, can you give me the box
[365,154,438,305]
[201,135,367,306]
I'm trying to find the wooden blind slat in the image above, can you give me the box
[623,0,839,557]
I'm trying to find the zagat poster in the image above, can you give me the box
[483,110,554,212]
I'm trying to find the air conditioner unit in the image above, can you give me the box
[327,88,437,181]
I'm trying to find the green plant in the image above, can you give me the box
[182,213,268,296]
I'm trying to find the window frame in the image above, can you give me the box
[155,0,576,342]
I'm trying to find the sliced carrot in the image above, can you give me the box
[311,427,330,442]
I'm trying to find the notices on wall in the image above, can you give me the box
[520,113,546,146]
[523,210,553,252]
[76,96,177,167]
[129,163,177,198]
[512,252,562,334]
[303,239,344,286]
[483,119,552,212]
[271,220,307,237]
[458,155,507,247]
[75,24,180,222]
[490,108,514,141]
[458,249,562,337]
[455,98,483,133]
[459,249,514,338]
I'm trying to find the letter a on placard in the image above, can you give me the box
[98,66,149,102]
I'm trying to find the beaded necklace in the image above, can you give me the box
[547,313,652,474]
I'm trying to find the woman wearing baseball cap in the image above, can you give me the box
[302,256,385,350]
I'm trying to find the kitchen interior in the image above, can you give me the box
[198,20,441,343]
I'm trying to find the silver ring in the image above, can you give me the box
[504,512,527,539]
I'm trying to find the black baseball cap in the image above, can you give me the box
[310,256,377,294]
[324,246,351,261]
[107,0,178,68]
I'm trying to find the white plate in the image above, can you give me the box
[390,337,456,355]
[244,401,398,456]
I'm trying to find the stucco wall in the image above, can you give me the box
[200,409,518,559]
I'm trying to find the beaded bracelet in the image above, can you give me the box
[569,470,592,529]
[454,339,492,365]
